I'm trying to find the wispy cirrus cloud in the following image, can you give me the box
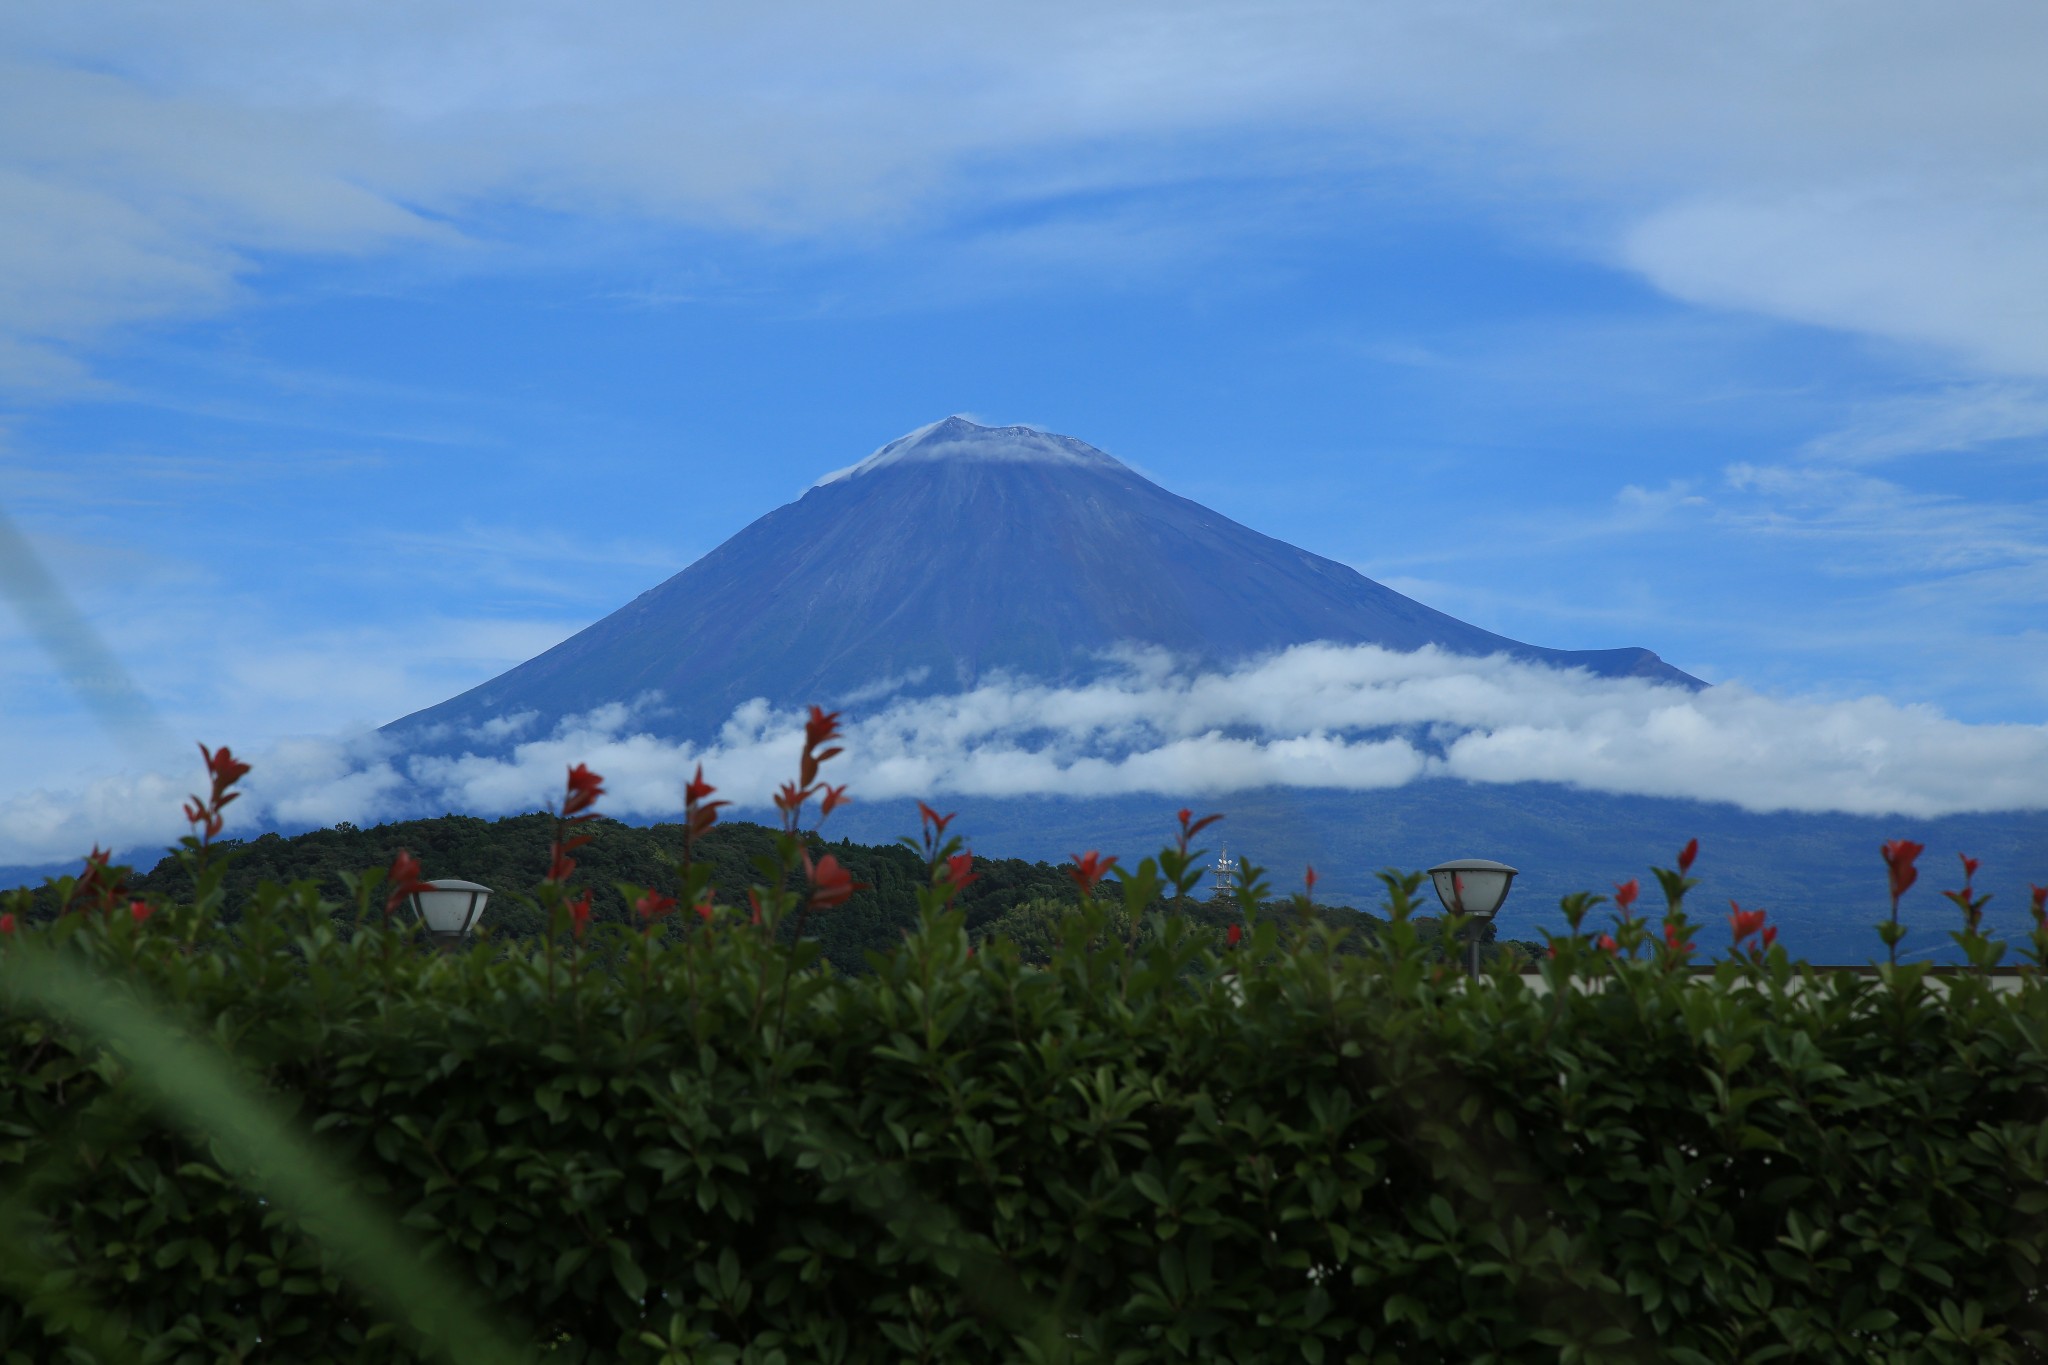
[3,3,2047,385]
[1800,383,2048,464]
[1720,463,2048,577]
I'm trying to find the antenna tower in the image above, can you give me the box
[1209,846,1240,903]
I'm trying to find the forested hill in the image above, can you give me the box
[123,812,1527,973]
[130,813,1065,974]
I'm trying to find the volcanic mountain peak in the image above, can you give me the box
[387,415,1701,752]
[812,415,1127,487]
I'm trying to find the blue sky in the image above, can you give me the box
[3,2,2046,863]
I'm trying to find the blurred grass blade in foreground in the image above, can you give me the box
[0,504,173,757]
[0,944,528,1365]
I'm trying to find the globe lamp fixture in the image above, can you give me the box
[408,879,492,947]
[1427,858,1518,976]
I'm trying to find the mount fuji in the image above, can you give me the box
[386,417,1697,749]
[377,419,2043,960]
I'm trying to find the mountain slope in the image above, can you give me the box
[387,417,1697,747]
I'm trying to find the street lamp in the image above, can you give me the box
[1427,858,1518,977]
[407,879,492,948]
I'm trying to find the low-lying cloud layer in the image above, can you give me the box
[7,644,2045,869]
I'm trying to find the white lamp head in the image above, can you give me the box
[1426,859,1518,919]
[408,879,492,942]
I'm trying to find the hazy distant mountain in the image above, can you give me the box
[387,417,1696,747]
[815,782,2047,965]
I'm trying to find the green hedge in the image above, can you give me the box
[4,867,2048,1363]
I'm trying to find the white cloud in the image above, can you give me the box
[8,644,2044,867]
[1720,463,2048,578]
[1801,383,2048,463]
[1621,192,2048,375]
[3,3,2047,382]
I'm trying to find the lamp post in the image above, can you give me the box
[1426,858,1517,977]
[406,879,492,949]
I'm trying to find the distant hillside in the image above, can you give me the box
[108,812,1509,974]
[126,813,1072,975]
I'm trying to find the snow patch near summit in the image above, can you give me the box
[812,416,1128,487]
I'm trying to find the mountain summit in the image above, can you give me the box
[813,416,1128,485]
[387,418,1698,747]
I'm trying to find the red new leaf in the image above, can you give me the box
[805,705,842,750]
[202,744,252,791]
[1882,839,1925,902]
[385,849,435,915]
[804,852,865,910]
[634,890,677,922]
[1067,850,1120,895]
[561,763,605,818]
[1730,901,1766,945]
[1175,807,1223,853]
